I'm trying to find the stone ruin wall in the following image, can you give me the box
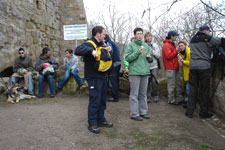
[0,0,87,74]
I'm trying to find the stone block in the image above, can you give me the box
[26,21,36,30]
[61,76,79,95]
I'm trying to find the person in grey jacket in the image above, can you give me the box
[10,48,34,95]
[35,47,59,98]
[56,49,83,92]
[144,32,161,102]
[185,25,225,119]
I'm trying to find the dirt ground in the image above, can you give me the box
[0,93,225,150]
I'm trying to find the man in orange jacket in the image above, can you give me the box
[162,31,183,105]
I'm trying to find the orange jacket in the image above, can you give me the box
[162,38,179,70]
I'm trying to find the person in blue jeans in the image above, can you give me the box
[75,26,113,134]
[57,49,83,91]
[10,48,34,95]
[35,47,59,98]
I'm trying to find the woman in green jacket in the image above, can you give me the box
[124,27,152,121]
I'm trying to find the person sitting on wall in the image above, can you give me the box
[10,48,34,95]
[56,49,84,92]
[35,47,59,98]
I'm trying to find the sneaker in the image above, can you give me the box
[28,92,34,96]
[107,97,119,102]
[200,113,213,119]
[130,116,143,121]
[98,121,113,128]
[50,94,55,98]
[140,114,150,119]
[80,83,86,89]
[37,94,43,98]
[168,99,179,105]
[56,88,62,93]
[147,98,151,103]
[88,126,100,134]
[154,96,158,102]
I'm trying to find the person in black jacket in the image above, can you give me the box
[75,26,113,134]
[185,25,225,119]
[105,35,121,102]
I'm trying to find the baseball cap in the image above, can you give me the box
[167,30,179,37]
[199,25,211,32]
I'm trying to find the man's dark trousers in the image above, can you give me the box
[108,64,121,100]
[87,78,107,126]
[186,69,210,116]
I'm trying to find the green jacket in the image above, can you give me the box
[124,39,152,75]
[123,55,129,69]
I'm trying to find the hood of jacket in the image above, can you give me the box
[163,38,176,48]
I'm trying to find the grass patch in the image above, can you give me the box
[79,73,84,78]
[103,127,118,138]
[200,143,211,150]
[129,128,167,149]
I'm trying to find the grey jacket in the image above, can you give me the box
[63,55,79,71]
[13,55,33,72]
[35,54,59,73]
[190,31,222,69]
[147,43,161,70]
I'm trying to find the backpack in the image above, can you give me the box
[87,40,112,72]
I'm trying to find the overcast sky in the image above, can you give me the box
[83,0,223,22]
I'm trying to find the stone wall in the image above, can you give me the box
[0,0,87,73]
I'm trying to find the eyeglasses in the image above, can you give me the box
[19,52,24,54]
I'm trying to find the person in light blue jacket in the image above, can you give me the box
[57,49,83,91]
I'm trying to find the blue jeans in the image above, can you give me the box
[87,78,107,126]
[38,74,55,96]
[57,69,83,89]
[185,81,190,103]
[10,75,34,95]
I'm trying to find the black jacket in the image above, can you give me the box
[75,37,106,79]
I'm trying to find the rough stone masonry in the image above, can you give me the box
[0,0,86,73]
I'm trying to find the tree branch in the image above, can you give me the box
[199,0,225,16]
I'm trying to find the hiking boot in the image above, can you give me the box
[98,121,113,128]
[88,126,100,134]
[200,113,213,119]
[140,114,150,119]
[37,94,43,98]
[130,116,143,121]
[183,103,188,109]
[24,89,28,94]
[185,112,193,118]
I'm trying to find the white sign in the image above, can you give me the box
[63,24,87,40]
